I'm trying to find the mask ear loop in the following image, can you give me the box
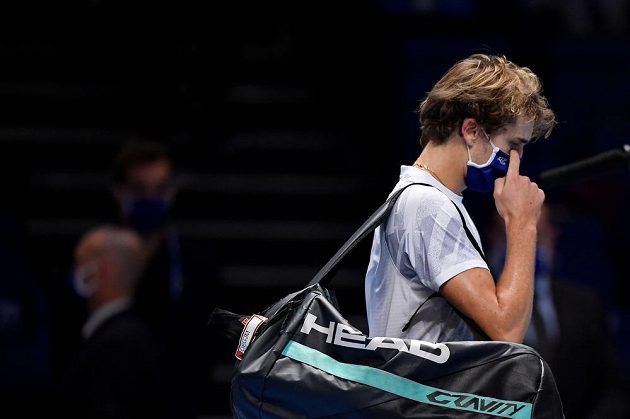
[481,128,502,152]
[480,128,490,141]
[467,128,498,168]
[482,129,500,150]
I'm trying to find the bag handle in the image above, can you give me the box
[306,182,485,288]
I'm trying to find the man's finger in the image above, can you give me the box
[506,149,520,178]
[493,177,504,197]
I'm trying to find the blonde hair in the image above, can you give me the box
[418,54,557,146]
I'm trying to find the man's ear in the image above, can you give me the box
[460,118,480,147]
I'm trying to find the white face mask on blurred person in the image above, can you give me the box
[73,261,99,299]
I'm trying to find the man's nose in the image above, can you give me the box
[510,144,524,159]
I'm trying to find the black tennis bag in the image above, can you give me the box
[209,184,565,418]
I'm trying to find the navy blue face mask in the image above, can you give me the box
[465,131,510,193]
[123,197,171,235]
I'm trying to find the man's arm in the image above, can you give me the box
[440,150,544,342]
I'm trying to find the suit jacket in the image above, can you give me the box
[57,308,169,419]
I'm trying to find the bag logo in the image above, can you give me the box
[300,313,450,363]
[427,390,529,418]
[235,314,267,360]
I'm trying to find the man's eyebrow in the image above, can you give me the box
[515,137,531,144]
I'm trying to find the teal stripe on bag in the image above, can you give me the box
[281,340,532,419]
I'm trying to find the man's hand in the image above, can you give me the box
[493,150,545,228]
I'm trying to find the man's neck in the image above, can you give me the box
[414,139,466,195]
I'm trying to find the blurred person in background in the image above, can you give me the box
[112,140,181,333]
[486,203,630,419]
[56,225,169,419]
[111,139,218,418]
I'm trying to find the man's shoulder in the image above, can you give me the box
[396,182,458,215]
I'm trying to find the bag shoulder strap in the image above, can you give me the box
[450,202,486,263]
[307,182,485,288]
[306,182,429,288]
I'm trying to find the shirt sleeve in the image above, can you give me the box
[401,187,488,291]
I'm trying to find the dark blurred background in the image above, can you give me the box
[0,1,629,418]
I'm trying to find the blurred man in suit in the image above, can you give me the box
[57,225,169,419]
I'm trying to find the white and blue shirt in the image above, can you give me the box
[365,166,488,342]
